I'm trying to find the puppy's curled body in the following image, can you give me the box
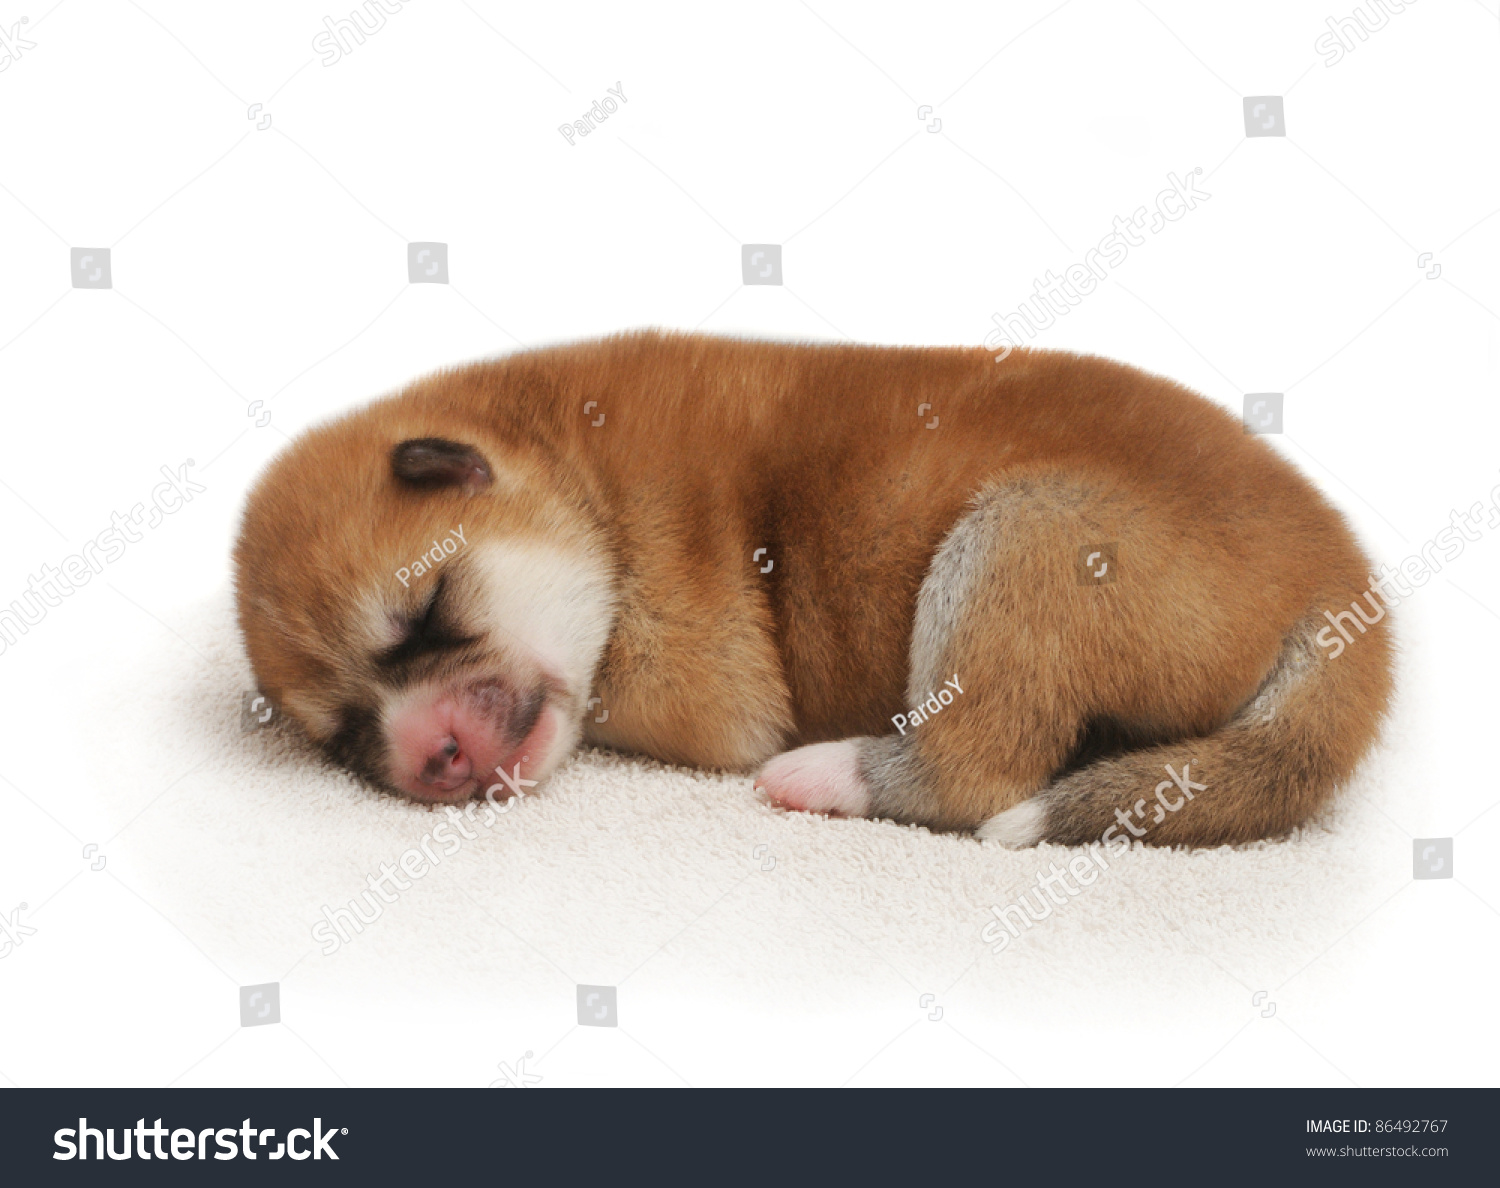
[233,331,1392,847]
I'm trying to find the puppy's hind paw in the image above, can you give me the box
[754,741,872,818]
[977,798,1048,848]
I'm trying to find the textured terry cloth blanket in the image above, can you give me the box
[8,587,1444,1089]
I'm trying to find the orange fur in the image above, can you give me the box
[234,331,1392,845]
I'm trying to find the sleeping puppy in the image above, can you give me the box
[233,331,1392,847]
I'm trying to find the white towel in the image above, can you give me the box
[20,586,1425,1087]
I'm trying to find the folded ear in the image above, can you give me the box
[391,438,492,494]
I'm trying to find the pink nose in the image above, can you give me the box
[418,736,473,791]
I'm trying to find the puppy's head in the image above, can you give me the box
[233,394,615,803]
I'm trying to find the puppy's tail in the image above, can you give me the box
[979,599,1395,849]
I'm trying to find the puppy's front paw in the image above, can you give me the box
[754,741,871,817]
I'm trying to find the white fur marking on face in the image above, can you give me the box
[467,539,617,694]
[353,587,410,656]
[755,741,871,817]
[282,692,337,741]
[977,798,1047,847]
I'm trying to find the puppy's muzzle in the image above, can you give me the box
[387,676,549,803]
[419,736,472,792]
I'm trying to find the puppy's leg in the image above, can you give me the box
[758,475,1112,833]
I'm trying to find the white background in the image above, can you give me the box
[1,0,1497,1088]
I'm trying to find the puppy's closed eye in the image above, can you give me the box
[378,577,477,667]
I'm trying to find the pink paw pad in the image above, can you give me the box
[754,741,871,817]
